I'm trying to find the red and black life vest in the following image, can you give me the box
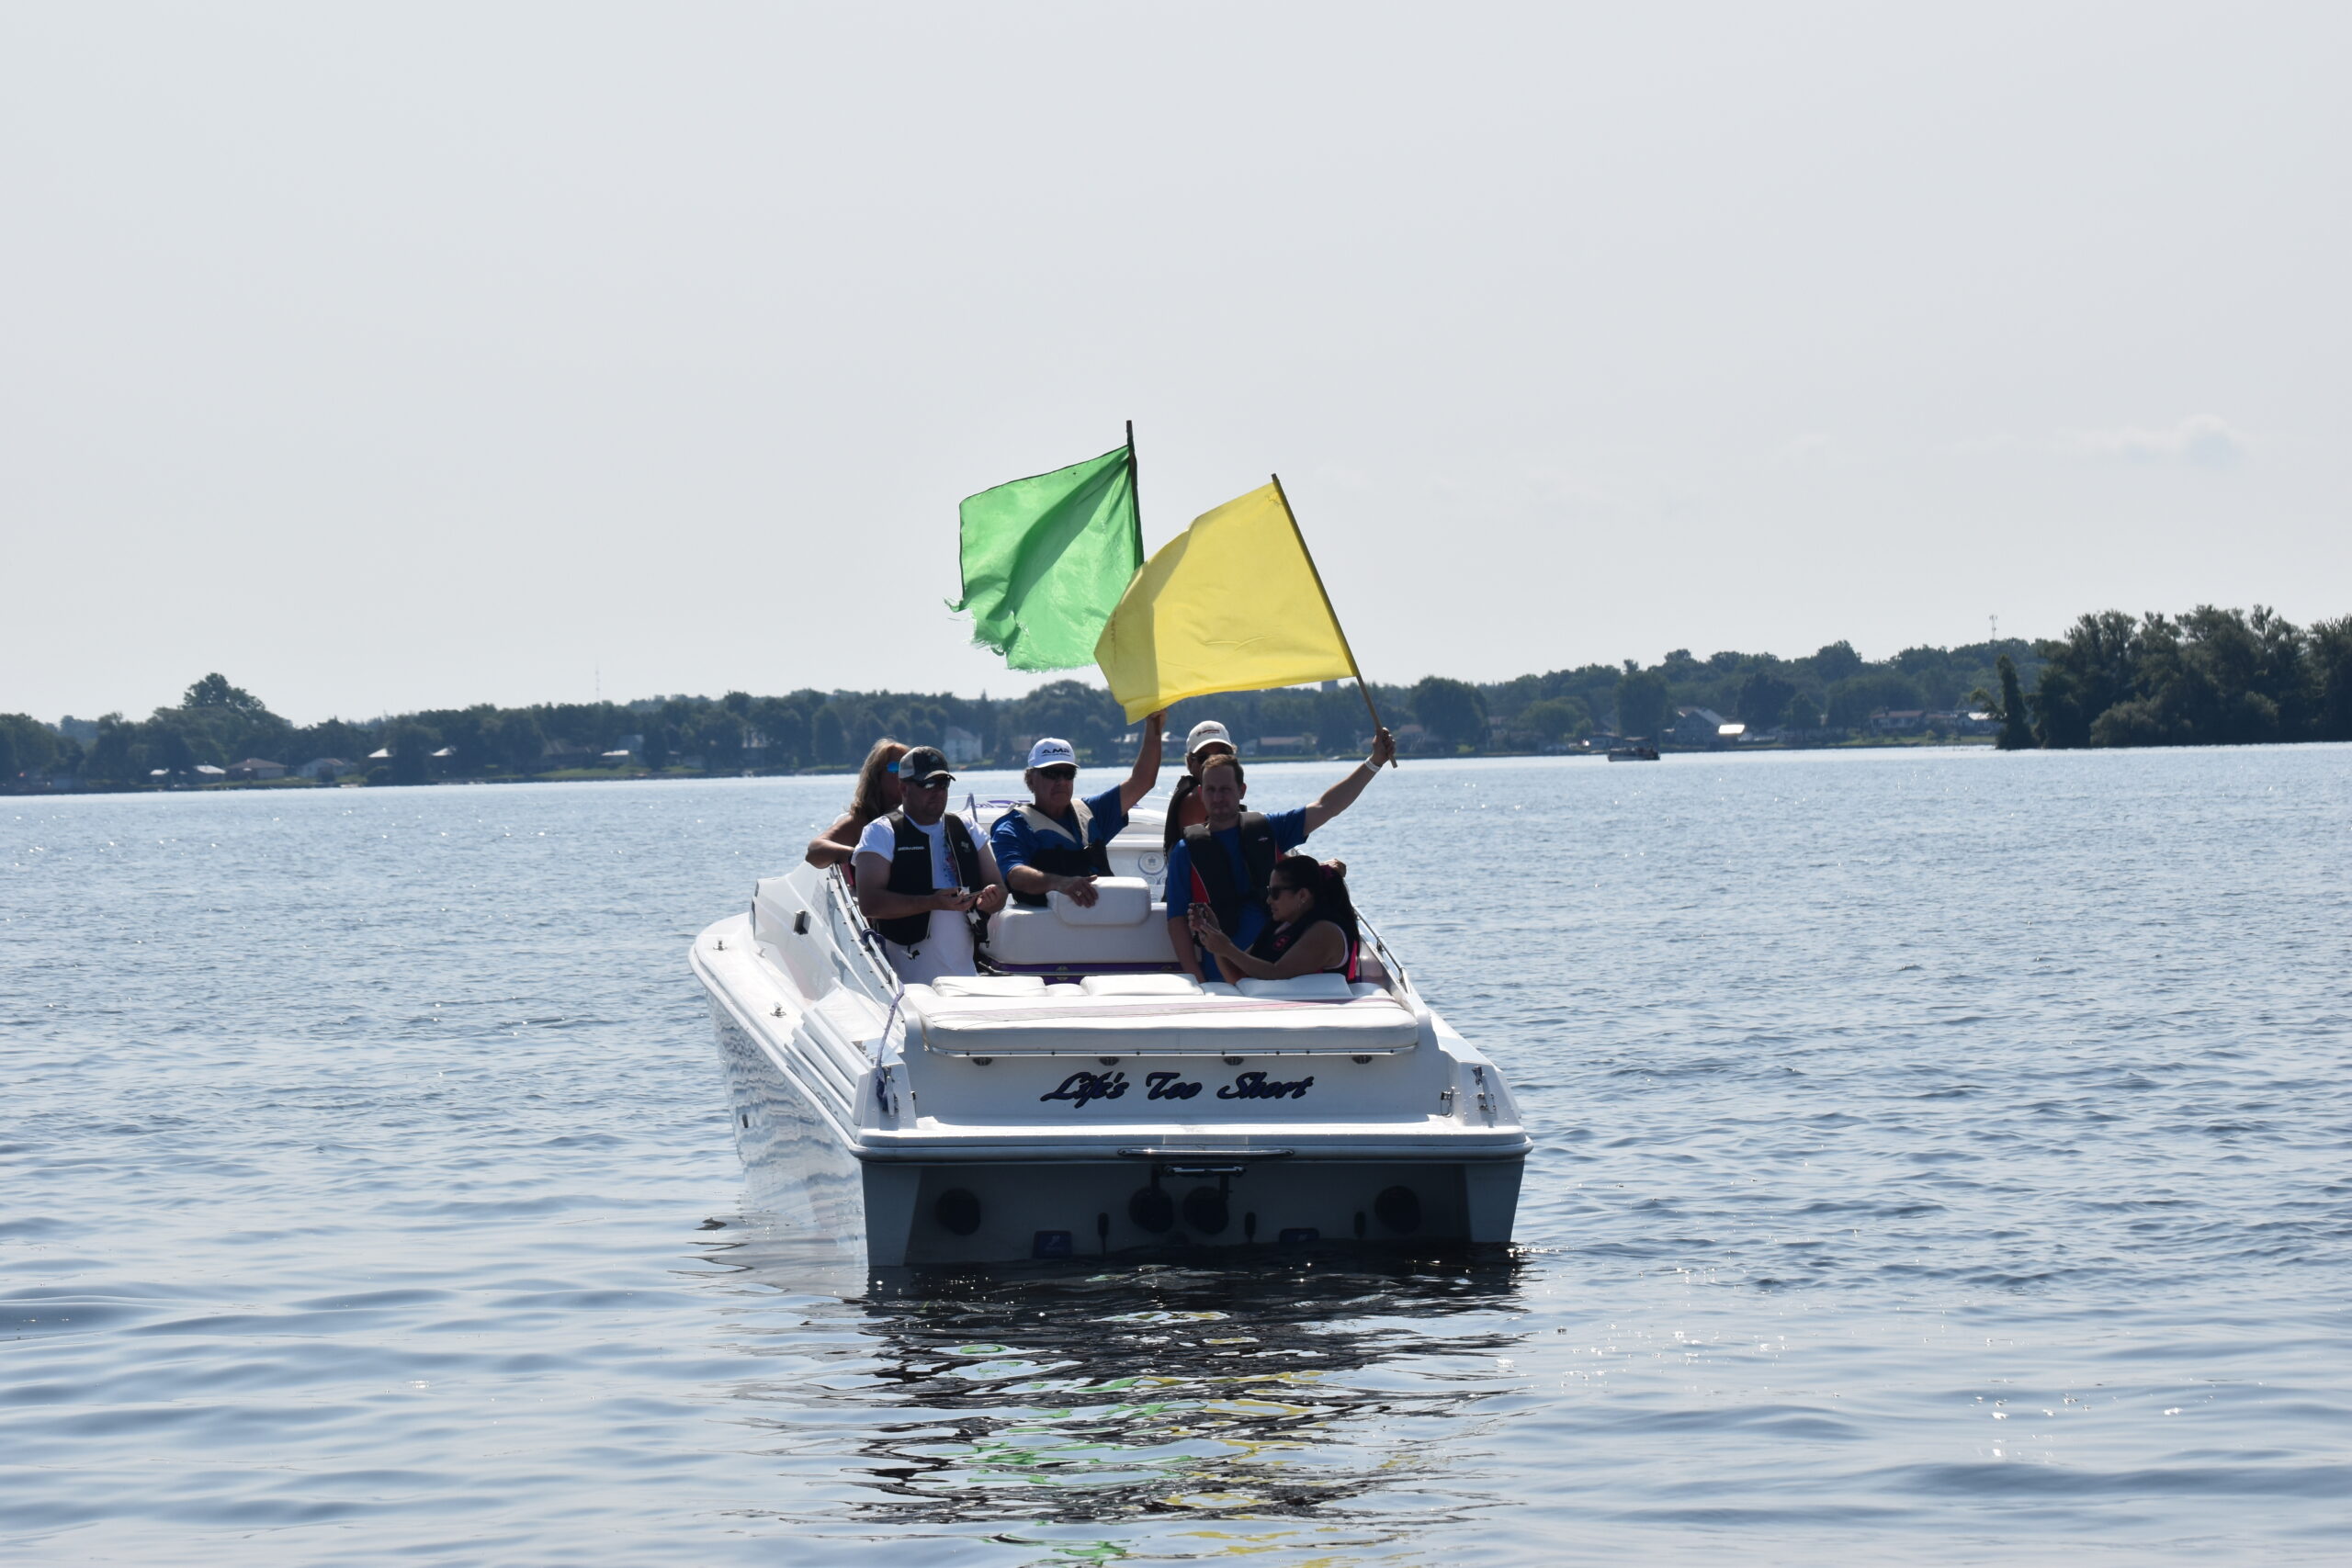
[1182,812,1280,934]
[1248,917,1363,981]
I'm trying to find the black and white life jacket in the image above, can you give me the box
[876,809,983,947]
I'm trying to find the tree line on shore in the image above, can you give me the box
[3,603,2346,791]
[2002,605,2352,750]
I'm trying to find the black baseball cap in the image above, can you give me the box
[894,746,954,784]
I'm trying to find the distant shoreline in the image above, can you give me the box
[17,733,2007,795]
[10,603,2341,795]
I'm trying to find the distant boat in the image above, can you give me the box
[1606,739,1659,761]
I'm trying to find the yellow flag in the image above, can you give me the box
[1093,480,1360,723]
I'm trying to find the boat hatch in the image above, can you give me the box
[899,979,1422,1057]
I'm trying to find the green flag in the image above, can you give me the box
[949,441,1143,671]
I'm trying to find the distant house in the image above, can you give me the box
[227,758,288,781]
[1870,709,1928,735]
[194,763,227,779]
[1393,723,1440,754]
[943,726,983,767]
[540,740,597,769]
[298,757,355,781]
[1669,707,1730,748]
[428,747,456,761]
[1255,735,1312,755]
[1716,722,1748,744]
[368,748,392,761]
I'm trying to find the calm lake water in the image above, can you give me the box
[5,745,2350,1564]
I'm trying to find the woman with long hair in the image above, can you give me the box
[1185,853,1361,981]
[805,737,908,868]
[1161,719,1237,851]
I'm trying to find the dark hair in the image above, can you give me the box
[1164,755,1249,851]
[1269,853,1359,950]
[1162,773,1198,852]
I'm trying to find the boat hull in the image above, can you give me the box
[695,848,1531,1269]
[713,990,1522,1267]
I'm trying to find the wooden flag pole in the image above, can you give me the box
[1268,473,1395,766]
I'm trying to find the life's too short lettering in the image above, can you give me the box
[1038,1068,1314,1107]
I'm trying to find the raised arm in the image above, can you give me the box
[1301,726,1396,834]
[1115,709,1169,813]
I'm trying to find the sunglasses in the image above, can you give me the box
[1037,765,1077,782]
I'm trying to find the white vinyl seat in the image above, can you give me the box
[986,896,1182,970]
[931,975,1046,998]
[1047,876,1151,925]
[1234,974,1357,1001]
[1079,973,1202,998]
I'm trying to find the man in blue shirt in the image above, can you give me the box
[991,712,1166,908]
[1165,726,1396,980]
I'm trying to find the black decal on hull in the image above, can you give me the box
[1216,1071,1316,1101]
[1040,1069,1129,1108]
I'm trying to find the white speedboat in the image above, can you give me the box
[689,805,1529,1268]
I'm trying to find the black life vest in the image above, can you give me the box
[1008,799,1114,907]
[876,809,983,948]
[1250,917,1362,981]
[1182,812,1279,934]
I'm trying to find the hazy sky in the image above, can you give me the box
[6,4,2346,724]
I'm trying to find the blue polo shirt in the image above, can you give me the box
[990,784,1129,878]
[1163,807,1311,979]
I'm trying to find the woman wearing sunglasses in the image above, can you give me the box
[1185,854,1361,982]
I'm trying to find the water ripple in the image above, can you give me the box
[5,749,2352,1562]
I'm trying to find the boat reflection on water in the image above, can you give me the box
[695,1217,1530,1551]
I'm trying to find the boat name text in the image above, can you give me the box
[1038,1068,1315,1109]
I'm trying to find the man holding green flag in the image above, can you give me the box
[949,429,1143,671]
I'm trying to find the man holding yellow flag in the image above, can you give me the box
[1163,727,1396,983]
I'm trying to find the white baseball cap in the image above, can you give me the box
[1185,720,1234,760]
[1025,737,1079,770]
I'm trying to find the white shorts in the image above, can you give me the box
[879,908,977,986]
